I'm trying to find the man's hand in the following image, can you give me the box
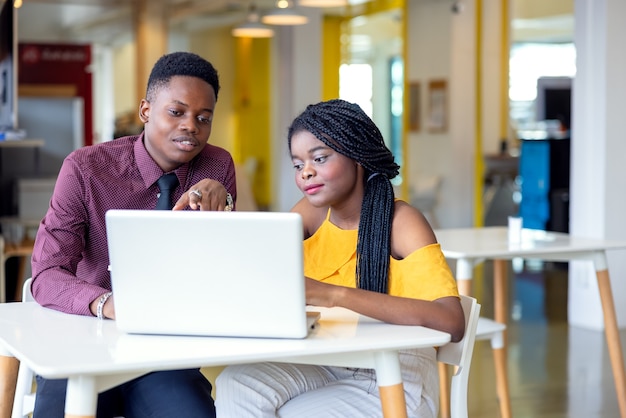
[89,293,116,319]
[172,179,229,211]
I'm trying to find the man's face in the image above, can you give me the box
[139,75,216,173]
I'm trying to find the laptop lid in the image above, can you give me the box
[106,209,316,339]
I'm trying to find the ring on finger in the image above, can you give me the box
[189,189,202,199]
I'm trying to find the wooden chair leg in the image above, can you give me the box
[438,362,450,418]
[493,347,512,418]
[0,355,20,418]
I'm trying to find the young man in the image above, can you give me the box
[30,51,235,417]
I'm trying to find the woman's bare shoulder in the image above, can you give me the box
[391,200,437,258]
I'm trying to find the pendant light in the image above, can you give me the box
[262,0,309,26]
[232,3,275,38]
[299,0,348,6]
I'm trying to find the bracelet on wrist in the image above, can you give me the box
[97,292,113,320]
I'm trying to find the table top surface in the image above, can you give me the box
[0,139,45,148]
[434,226,626,259]
[1,238,35,256]
[0,303,450,379]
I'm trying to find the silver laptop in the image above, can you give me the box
[105,209,319,339]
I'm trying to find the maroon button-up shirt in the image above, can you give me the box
[31,133,236,315]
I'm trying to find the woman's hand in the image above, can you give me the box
[305,277,344,307]
[305,277,465,341]
[173,179,230,211]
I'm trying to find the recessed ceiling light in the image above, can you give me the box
[262,0,309,26]
[232,3,275,38]
[232,21,275,38]
[299,0,348,7]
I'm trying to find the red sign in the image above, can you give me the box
[18,43,93,146]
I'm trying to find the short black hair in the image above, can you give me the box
[145,51,220,102]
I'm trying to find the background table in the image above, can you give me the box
[0,302,450,418]
[435,226,626,418]
[0,139,44,175]
[0,235,35,303]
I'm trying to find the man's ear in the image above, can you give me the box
[138,99,150,123]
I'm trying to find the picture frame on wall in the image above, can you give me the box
[408,82,420,132]
[427,79,447,133]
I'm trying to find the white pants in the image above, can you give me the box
[215,348,439,418]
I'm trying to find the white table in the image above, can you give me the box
[0,302,450,418]
[434,226,626,418]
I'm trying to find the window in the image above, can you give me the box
[509,42,576,127]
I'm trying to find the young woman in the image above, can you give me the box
[215,99,464,418]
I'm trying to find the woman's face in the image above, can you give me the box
[290,130,363,208]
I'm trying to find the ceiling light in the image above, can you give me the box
[13,0,23,8]
[232,21,274,38]
[232,4,275,38]
[299,0,348,7]
[262,1,309,26]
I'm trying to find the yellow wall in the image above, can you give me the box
[191,28,272,208]
[322,16,342,101]
[190,27,238,155]
[113,44,137,118]
[233,37,272,208]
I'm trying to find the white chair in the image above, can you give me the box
[12,278,36,418]
[436,294,481,418]
[439,315,509,418]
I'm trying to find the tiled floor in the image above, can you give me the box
[466,260,624,418]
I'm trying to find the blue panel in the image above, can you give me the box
[519,140,551,230]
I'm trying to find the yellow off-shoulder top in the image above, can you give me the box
[303,211,459,301]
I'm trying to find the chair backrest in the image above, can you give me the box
[12,278,35,418]
[22,278,34,302]
[437,294,481,418]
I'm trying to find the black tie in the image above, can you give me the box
[155,173,179,210]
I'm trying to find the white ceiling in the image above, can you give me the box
[12,0,375,46]
[9,0,573,47]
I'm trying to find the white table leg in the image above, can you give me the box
[65,376,97,418]
[455,259,474,296]
[374,351,407,418]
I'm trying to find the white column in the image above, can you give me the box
[448,0,477,228]
[92,45,114,143]
[272,9,323,212]
[569,0,626,329]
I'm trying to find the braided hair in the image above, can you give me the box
[287,99,400,294]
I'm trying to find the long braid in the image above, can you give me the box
[288,99,400,293]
